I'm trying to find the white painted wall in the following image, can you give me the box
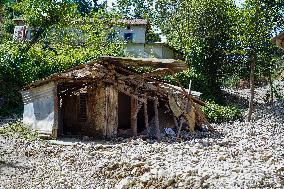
[21,82,56,135]
[125,43,176,59]
[117,25,146,43]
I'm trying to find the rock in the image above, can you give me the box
[115,177,133,189]
[139,173,152,183]
[150,168,158,176]
[1,83,284,189]
[217,155,227,161]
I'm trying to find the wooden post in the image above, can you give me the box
[143,101,149,137]
[154,99,161,141]
[176,117,184,140]
[173,117,179,130]
[105,85,118,138]
[131,97,138,137]
[188,80,192,95]
[52,82,59,138]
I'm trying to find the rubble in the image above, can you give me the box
[1,83,284,188]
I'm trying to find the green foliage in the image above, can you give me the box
[115,0,154,19]
[152,0,238,98]
[0,121,39,140]
[0,82,23,117]
[74,0,104,15]
[130,66,154,73]
[0,0,124,117]
[221,75,241,88]
[229,0,284,83]
[163,70,219,101]
[146,28,161,43]
[202,102,242,123]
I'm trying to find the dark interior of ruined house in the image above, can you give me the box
[57,82,178,139]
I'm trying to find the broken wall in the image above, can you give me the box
[21,82,57,135]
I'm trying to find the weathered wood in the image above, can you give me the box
[188,80,192,95]
[185,81,195,132]
[100,56,187,71]
[52,83,59,138]
[115,82,148,102]
[143,101,149,137]
[176,117,184,140]
[154,99,161,141]
[105,85,118,138]
[131,97,138,137]
[117,68,173,80]
[184,107,196,132]
[173,116,179,131]
[168,95,184,118]
[87,82,106,138]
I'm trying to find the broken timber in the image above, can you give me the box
[21,56,214,139]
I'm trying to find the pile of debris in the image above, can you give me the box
[22,56,214,139]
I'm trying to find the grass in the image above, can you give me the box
[0,120,40,140]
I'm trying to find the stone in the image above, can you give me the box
[139,173,152,183]
[115,177,133,189]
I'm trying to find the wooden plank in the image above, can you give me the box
[100,56,187,70]
[105,85,118,138]
[154,99,161,141]
[143,101,149,137]
[131,97,138,137]
[52,82,59,138]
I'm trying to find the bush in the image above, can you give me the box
[163,70,220,101]
[202,101,242,123]
[0,121,39,140]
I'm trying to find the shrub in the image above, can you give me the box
[164,70,219,101]
[202,101,242,123]
[0,121,39,140]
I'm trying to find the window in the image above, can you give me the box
[107,32,116,42]
[124,33,134,42]
[79,93,87,122]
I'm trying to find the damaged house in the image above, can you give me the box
[21,56,212,139]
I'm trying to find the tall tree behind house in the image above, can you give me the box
[236,0,284,121]
[152,0,238,98]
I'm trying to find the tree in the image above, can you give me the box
[115,0,154,19]
[236,0,284,121]
[153,0,238,99]
[0,0,124,116]
[73,0,105,16]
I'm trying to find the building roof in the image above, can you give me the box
[23,56,187,90]
[117,19,148,26]
[272,32,284,49]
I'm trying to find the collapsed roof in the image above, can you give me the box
[24,56,187,90]
[22,56,214,138]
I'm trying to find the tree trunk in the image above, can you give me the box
[268,69,274,103]
[247,53,256,122]
[247,0,259,122]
